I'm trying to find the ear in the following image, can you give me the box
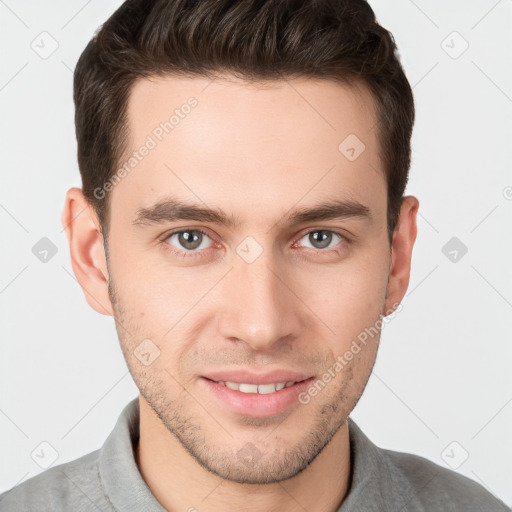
[61,187,113,316]
[384,195,419,314]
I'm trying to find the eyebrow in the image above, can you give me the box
[132,197,372,229]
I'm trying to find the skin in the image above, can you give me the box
[62,74,418,512]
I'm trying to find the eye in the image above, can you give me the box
[296,230,345,251]
[165,229,213,254]
[160,227,347,260]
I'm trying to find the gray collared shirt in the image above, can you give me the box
[0,397,508,511]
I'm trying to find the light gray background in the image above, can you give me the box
[1,0,511,506]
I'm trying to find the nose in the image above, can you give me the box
[216,247,304,352]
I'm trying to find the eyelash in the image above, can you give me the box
[159,227,349,260]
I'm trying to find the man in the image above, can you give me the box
[1,0,508,510]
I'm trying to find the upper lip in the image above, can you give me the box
[202,370,313,385]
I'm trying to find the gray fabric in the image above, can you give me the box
[0,397,508,511]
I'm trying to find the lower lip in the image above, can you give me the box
[199,377,314,418]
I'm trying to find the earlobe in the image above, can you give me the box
[61,188,114,316]
[384,195,419,314]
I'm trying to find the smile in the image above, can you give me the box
[214,381,299,394]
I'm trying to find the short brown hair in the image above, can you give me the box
[74,0,414,243]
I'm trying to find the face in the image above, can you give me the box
[67,74,416,485]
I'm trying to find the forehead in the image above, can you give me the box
[110,74,385,228]
[125,74,379,153]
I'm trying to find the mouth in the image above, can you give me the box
[199,375,315,417]
[208,379,304,394]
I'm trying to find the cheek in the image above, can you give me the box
[110,258,225,362]
[109,242,189,313]
[297,251,389,332]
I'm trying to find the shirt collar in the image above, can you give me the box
[99,397,166,511]
[339,419,420,512]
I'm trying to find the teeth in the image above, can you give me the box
[239,383,258,393]
[218,381,297,393]
[258,383,278,394]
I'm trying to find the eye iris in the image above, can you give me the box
[179,230,203,250]
[309,230,332,249]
